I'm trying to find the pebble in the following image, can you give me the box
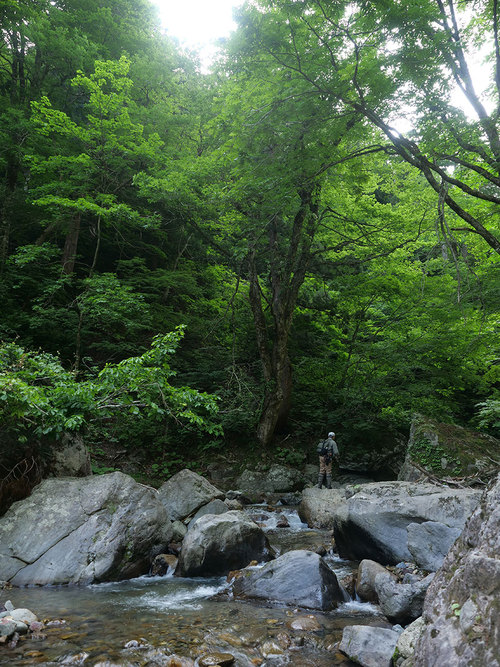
[45,618,67,627]
[0,619,17,637]
[164,656,195,666]
[24,650,45,658]
[9,608,38,625]
[259,639,284,657]
[286,615,322,631]
[276,631,291,649]
[198,652,235,666]
[59,652,90,664]
[30,621,44,632]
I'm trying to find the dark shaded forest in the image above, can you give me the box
[1,0,499,482]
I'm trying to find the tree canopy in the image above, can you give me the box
[0,0,498,475]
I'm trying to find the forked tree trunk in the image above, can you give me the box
[248,185,318,447]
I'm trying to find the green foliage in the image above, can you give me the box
[149,456,184,481]
[0,328,222,447]
[409,437,462,476]
[0,343,93,440]
[0,0,498,466]
[91,464,117,475]
[475,399,500,437]
[276,447,305,468]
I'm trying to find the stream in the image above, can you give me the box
[1,506,391,666]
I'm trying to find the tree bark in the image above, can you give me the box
[249,186,318,446]
[62,213,81,274]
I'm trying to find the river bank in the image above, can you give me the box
[1,504,378,666]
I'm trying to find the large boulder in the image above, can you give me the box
[406,521,462,571]
[339,626,402,667]
[232,550,345,611]
[398,414,499,481]
[413,474,500,666]
[46,432,91,477]
[175,511,274,577]
[0,472,172,585]
[157,469,225,521]
[333,482,481,568]
[236,464,305,494]
[187,499,231,529]
[356,559,396,603]
[375,572,434,625]
[298,487,347,529]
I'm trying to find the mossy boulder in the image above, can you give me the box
[398,415,499,482]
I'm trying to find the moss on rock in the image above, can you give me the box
[403,415,499,480]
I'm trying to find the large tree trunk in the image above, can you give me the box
[255,341,293,447]
[248,186,318,447]
[62,213,81,274]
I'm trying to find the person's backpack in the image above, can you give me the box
[316,439,328,456]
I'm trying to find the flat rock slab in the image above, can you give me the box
[0,472,172,585]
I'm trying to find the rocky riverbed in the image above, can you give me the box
[0,467,498,666]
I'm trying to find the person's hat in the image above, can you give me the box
[328,431,335,437]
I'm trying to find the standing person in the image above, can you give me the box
[316,431,339,489]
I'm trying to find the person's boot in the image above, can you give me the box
[317,473,325,489]
[326,474,332,489]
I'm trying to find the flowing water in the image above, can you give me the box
[1,506,390,666]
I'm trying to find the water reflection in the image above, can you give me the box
[1,506,386,666]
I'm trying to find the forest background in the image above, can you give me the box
[1,0,499,487]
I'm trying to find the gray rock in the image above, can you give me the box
[407,521,461,571]
[458,598,479,634]
[0,472,172,585]
[225,490,252,504]
[298,487,347,529]
[171,520,188,542]
[175,511,274,577]
[0,619,17,638]
[375,572,434,624]
[157,469,224,521]
[236,464,305,494]
[414,473,500,667]
[396,617,424,659]
[398,455,425,482]
[342,439,406,476]
[339,625,402,667]
[187,499,230,529]
[356,559,396,603]
[7,609,38,626]
[333,481,481,568]
[398,415,500,481]
[233,549,344,610]
[47,432,91,477]
[225,499,243,510]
